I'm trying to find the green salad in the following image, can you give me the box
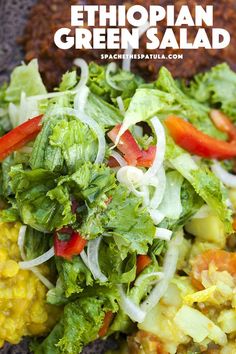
[1,58,236,354]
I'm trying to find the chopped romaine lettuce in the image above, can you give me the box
[5,59,47,103]
[36,288,118,354]
[9,166,75,232]
[183,63,236,120]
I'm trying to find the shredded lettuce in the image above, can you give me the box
[9,166,75,232]
[5,59,47,103]
[171,154,232,233]
[59,71,77,92]
[183,63,236,120]
[156,67,226,139]
[88,62,143,103]
[35,288,119,354]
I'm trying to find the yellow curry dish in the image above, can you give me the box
[0,222,59,347]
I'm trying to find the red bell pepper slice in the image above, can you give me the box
[54,227,87,260]
[210,109,236,141]
[165,115,236,160]
[107,124,142,166]
[98,311,114,337]
[137,146,156,167]
[136,255,152,275]
[0,114,43,161]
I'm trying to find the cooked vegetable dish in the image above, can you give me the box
[1,57,236,354]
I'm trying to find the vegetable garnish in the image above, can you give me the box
[0,114,42,161]
[54,227,87,260]
[210,109,236,141]
[165,115,236,159]
[136,255,152,276]
[108,124,142,166]
[108,124,156,167]
[98,311,114,337]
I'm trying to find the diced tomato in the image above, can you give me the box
[210,109,236,141]
[107,125,142,166]
[165,115,236,160]
[0,115,43,161]
[137,146,156,167]
[191,249,236,289]
[98,311,114,337]
[54,227,87,260]
[136,255,152,276]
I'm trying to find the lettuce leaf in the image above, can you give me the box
[99,238,137,284]
[0,83,11,134]
[59,71,77,92]
[85,92,123,127]
[183,63,236,120]
[156,67,226,139]
[24,227,51,260]
[170,154,232,233]
[88,62,143,103]
[56,256,93,297]
[9,166,75,232]
[36,288,119,354]
[5,59,47,103]
[103,185,156,257]
[30,115,64,172]
[49,118,98,173]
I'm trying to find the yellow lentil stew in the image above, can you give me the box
[0,222,59,347]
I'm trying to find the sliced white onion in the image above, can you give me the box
[140,185,150,207]
[110,151,127,167]
[106,62,122,91]
[74,85,90,112]
[122,22,150,72]
[50,107,105,164]
[145,117,166,178]
[149,167,166,209]
[117,166,144,197]
[141,230,183,313]
[117,284,146,323]
[80,250,89,268]
[18,225,27,260]
[192,205,211,219]
[87,237,108,282]
[73,58,89,89]
[135,272,164,287]
[148,209,165,225]
[117,96,125,115]
[159,171,183,220]
[155,228,173,241]
[19,246,54,269]
[31,267,54,290]
[212,160,236,188]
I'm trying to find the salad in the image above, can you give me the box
[1,58,236,354]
